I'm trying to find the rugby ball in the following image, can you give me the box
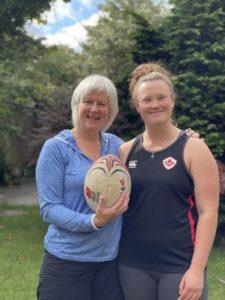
[84,154,131,211]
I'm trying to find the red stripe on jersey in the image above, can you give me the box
[187,194,196,246]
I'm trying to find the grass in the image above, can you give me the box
[0,204,47,300]
[207,246,225,299]
[0,204,225,300]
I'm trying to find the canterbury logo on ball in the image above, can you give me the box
[163,157,177,170]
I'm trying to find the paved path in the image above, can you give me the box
[0,178,38,206]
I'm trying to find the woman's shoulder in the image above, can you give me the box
[119,138,136,163]
[120,139,136,150]
[102,132,124,145]
[185,136,211,154]
[40,131,71,159]
[184,137,217,169]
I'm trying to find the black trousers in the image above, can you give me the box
[37,251,124,300]
[119,263,208,300]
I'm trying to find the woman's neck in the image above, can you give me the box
[143,123,180,151]
[71,127,101,161]
[72,127,100,143]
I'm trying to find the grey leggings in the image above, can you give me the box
[119,264,207,300]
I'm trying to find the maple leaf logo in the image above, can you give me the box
[163,157,177,170]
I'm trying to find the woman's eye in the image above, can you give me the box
[98,102,106,107]
[158,95,168,101]
[84,100,92,105]
[143,99,152,103]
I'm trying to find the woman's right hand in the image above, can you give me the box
[93,192,129,228]
[178,267,204,300]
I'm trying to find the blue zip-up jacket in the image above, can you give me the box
[36,129,124,262]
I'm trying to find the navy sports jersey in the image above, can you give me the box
[119,133,198,272]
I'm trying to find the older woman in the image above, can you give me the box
[118,63,219,300]
[36,75,129,300]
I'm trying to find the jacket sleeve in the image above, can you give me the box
[36,139,98,232]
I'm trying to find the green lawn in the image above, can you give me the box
[0,205,47,300]
[207,246,225,299]
[0,204,225,300]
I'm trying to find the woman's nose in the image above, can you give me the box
[151,98,159,108]
[90,102,99,111]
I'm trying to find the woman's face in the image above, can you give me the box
[135,79,174,126]
[77,90,110,132]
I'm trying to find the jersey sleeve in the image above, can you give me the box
[36,138,97,232]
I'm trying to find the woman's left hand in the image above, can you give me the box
[185,128,200,139]
[178,267,204,300]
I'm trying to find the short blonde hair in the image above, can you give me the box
[71,75,118,131]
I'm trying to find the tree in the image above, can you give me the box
[165,0,225,158]
[0,38,82,183]
[26,46,84,167]
[0,0,76,183]
[0,0,70,35]
[82,0,169,79]
[0,32,46,182]
[82,0,169,138]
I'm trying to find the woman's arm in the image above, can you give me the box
[179,138,219,300]
[36,139,98,232]
[37,138,130,232]
[118,139,135,164]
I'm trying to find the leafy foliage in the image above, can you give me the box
[0,0,70,35]
[164,0,225,158]
[82,0,169,138]
[0,31,82,182]
[0,0,72,183]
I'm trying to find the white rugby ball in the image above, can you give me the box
[84,154,131,211]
